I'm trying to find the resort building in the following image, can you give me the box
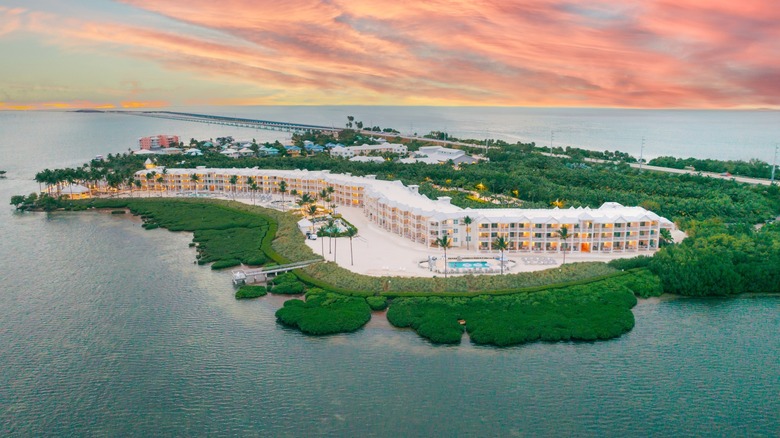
[134,168,673,254]
[139,135,180,150]
[330,143,408,158]
[330,146,355,158]
[412,146,478,165]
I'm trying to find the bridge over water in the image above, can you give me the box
[119,111,340,134]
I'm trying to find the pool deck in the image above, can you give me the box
[203,195,676,278]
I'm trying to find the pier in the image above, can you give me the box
[232,259,322,285]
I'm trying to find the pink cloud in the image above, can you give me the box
[5,0,780,107]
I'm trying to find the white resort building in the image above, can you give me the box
[135,167,674,254]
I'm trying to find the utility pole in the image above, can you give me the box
[639,137,645,171]
[550,130,554,149]
[772,144,778,185]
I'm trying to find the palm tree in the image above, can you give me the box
[463,216,473,251]
[326,186,335,213]
[307,204,318,219]
[249,181,260,205]
[345,227,357,266]
[330,222,338,262]
[190,173,200,194]
[246,177,255,203]
[278,180,288,204]
[493,236,509,274]
[228,175,238,200]
[659,228,673,247]
[156,176,164,197]
[324,218,337,255]
[557,225,570,264]
[434,235,452,278]
[317,229,325,256]
[298,193,313,207]
[145,171,156,194]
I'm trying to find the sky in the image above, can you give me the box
[1,0,779,109]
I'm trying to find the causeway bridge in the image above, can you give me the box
[232,259,322,285]
[119,111,340,133]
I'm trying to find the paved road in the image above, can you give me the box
[584,158,776,186]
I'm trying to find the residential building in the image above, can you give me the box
[408,146,478,165]
[139,135,180,150]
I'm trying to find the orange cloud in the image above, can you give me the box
[1,100,118,110]
[120,100,168,108]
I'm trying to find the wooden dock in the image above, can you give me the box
[232,259,322,285]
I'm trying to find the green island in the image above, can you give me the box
[10,129,780,347]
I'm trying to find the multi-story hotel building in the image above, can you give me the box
[135,167,674,254]
[139,135,180,150]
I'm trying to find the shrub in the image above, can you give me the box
[111,210,126,214]
[244,256,267,266]
[271,281,306,295]
[275,293,371,335]
[211,259,241,270]
[366,296,388,311]
[608,255,652,270]
[271,272,299,285]
[235,285,268,299]
[386,276,638,346]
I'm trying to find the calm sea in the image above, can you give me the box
[1,109,779,436]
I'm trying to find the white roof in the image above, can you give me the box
[134,150,155,155]
[137,168,673,225]
[297,218,313,228]
[350,156,385,163]
[62,183,90,194]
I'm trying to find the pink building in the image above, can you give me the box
[139,135,180,150]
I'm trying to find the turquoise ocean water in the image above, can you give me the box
[1,109,778,436]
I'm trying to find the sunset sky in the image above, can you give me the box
[1,0,778,109]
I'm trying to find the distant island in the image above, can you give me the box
[10,120,780,346]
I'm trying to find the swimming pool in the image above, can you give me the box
[448,260,490,269]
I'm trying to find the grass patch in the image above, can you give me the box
[111,210,126,214]
[86,198,270,269]
[275,292,371,335]
[211,259,241,270]
[235,285,268,299]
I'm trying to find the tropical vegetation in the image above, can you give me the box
[10,129,780,346]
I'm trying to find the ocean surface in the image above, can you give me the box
[1,109,779,436]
